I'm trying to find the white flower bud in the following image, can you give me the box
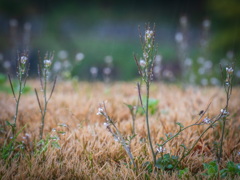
[202,117,211,124]
[139,60,146,67]
[226,67,233,74]
[44,59,52,68]
[20,56,28,64]
[156,146,166,153]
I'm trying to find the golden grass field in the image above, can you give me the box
[0,81,240,179]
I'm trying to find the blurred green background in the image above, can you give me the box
[0,0,239,82]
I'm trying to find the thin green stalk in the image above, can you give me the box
[145,81,156,165]
[175,117,220,168]
[218,117,226,164]
[161,124,198,147]
[40,69,48,140]
[218,88,230,163]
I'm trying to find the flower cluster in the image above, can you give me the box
[96,107,104,116]
[135,25,156,82]
[221,109,229,117]
[20,56,28,65]
[44,59,52,68]
[202,117,211,124]
[139,59,146,67]
[145,30,154,40]
[156,146,166,153]
[226,67,234,74]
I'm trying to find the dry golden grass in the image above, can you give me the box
[0,81,240,179]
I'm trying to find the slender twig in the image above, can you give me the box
[48,76,57,102]
[8,74,16,103]
[34,89,43,116]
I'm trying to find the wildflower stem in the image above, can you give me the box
[111,123,136,169]
[13,82,22,136]
[218,65,232,164]
[39,68,48,140]
[160,123,198,148]
[145,81,156,166]
[176,121,215,168]
[218,117,226,163]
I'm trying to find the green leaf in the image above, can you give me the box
[124,103,134,110]
[51,141,61,149]
[167,164,173,169]
[57,131,66,134]
[176,122,184,129]
[6,121,14,127]
[22,85,31,94]
[178,168,189,179]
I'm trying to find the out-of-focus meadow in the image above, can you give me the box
[0,0,240,179]
[0,82,240,179]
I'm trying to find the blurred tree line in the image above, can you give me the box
[0,0,239,80]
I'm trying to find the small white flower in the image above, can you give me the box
[97,107,104,115]
[226,67,234,74]
[143,52,148,59]
[202,117,211,124]
[103,122,110,127]
[44,59,52,68]
[75,52,84,61]
[139,60,146,67]
[145,30,153,40]
[156,146,166,153]
[25,133,31,138]
[103,67,111,75]
[221,109,229,117]
[114,136,119,142]
[175,32,183,43]
[90,67,98,75]
[20,56,28,64]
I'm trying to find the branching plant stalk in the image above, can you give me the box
[160,124,199,147]
[218,65,233,163]
[8,53,29,137]
[175,121,217,168]
[35,52,55,140]
[111,123,136,169]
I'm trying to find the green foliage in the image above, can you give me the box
[137,97,159,115]
[203,161,240,179]
[202,161,219,178]
[178,168,189,179]
[0,74,31,94]
[176,122,184,129]
[0,125,26,160]
[220,161,240,178]
[155,153,179,171]
[35,135,61,155]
